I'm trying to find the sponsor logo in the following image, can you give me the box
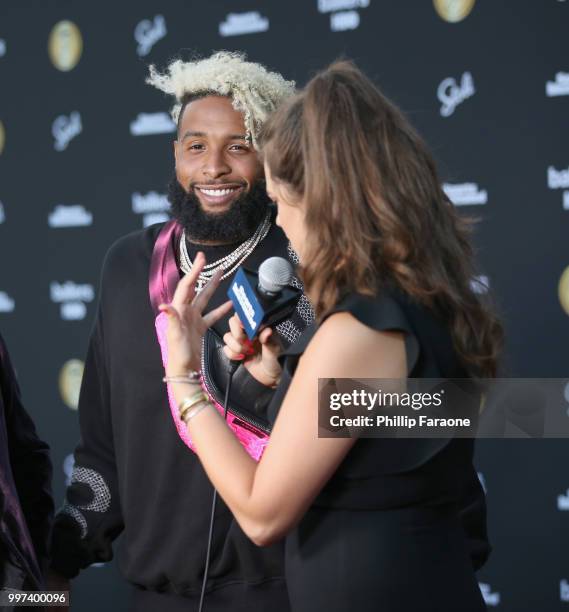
[561,580,569,602]
[53,111,82,151]
[0,201,5,224]
[558,489,569,511]
[219,12,269,37]
[478,583,500,607]
[438,71,475,117]
[0,120,4,155]
[331,11,360,31]
[50,281,94,321]
[0,292,15,313]
[443,182,487,206]
[318,0,369,32]
[130,112,176,136]
[131,191,170,226]
[135,14,167,57]
[318,0,369,10]
[59,359,84,410]
[0,38,6,57]
[48,20,83,71]
[548,165,569,189]
[232,283,258,330]
[559,266,569,317]
[546,72,569,97]
[48,204,93,228]
[433,0,476,23]
[547,166,569,210]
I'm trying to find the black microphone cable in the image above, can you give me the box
[198,359,240,612]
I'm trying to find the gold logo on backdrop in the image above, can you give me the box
[433,0,476,23]
[59,359,85,410]
[559,266,569,317]
[0,121,4,155]
[48,21,83,71]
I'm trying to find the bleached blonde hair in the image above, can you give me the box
[146,51,295,149]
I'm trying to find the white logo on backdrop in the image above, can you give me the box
[479,583,501,607]
[438,72,475,117]
[558,489,569,511]
[219,12,269,37]
[0,39,6,58]
[48,205,93,228]
[130,112,176,136]
[547,166,569,210]
[132,191,170,227]
[0,201,5,224]
[318,0,369,32]
[470,276,489,295]
[135,15,167,57]
[331,11,360,31]
[318,0,369,11]
[548,166,569,189]
[0,292,15,313]
[546,72,569,97]
[443,182,487,206]
[561,580,569,603]
[50,281,94,321]
[53,111,82,151]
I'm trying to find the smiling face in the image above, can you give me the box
[174,95,263,214]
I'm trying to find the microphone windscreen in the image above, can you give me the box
[258,257,293,294]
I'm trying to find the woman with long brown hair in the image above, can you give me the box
[160,60,502,610]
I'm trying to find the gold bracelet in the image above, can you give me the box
[178,391,208,420]
[181,401,211,424]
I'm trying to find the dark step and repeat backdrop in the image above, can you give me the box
[0,1,568,610]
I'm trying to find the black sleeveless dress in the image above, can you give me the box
[266,289,487,612]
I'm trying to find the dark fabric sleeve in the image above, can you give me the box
[49,263,124,578]
[0,334,54,571]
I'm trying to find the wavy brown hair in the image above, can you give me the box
[260,60,503,378]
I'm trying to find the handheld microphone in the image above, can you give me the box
[227,256,302,340]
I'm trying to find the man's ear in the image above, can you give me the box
[173,140,178,164]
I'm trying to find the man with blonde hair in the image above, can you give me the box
[48,52,311,611]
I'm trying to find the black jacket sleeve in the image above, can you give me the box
[0,334,54,570]
[49,265,124,579]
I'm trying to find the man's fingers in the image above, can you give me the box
[203,299,233,328]
[172,252,205,308]
[194,268,223,312]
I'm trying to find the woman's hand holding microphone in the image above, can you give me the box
[223,314,283,388]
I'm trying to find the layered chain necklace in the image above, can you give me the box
[179,211,272,292]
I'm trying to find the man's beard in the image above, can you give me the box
[168,176,270,244]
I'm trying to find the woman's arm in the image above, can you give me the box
[175,311,406,546]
